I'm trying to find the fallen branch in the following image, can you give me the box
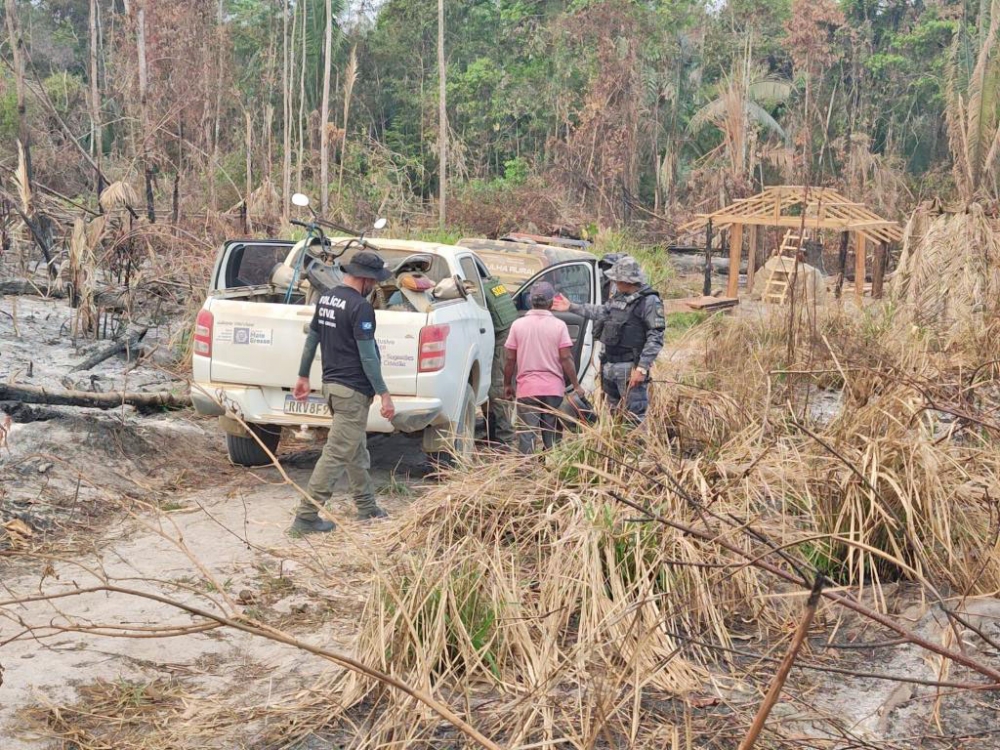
[738,575,824,750]
[0,279,66,298]
[70,326,149,372]
[0,584,504,750]
[590,481,1000,684]
[0,382,190,411]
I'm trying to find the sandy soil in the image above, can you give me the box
[1,415,427,748]
[1,288,430,747]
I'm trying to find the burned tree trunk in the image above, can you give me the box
[319,0,333,216]
[4,0,53,277]
[89,0,104,200]
[69,326,149,372]
[834,231,849,299]
[0,383,190,411]
[124,0,155,223]
[437,0,447,226]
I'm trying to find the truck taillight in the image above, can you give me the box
[194,309,214,357]
[418,324,450,373]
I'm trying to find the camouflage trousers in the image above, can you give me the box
[601,361,649,424]
[486,329,516,445]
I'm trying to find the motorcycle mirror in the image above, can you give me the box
[291,193,310,208]
[373,217,388,230]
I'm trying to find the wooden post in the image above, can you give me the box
[854,232,866,301]
[871,242,887,299]
[727,223,743,298]
[834,231,848,299]
[747,225,758,292]
[703,219,713,296]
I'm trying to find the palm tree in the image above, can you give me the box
[946,0,1000,202]
[689,39,792,190]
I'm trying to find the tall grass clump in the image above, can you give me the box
[283,302,1000,748]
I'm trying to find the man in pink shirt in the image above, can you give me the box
[503,282,586,454]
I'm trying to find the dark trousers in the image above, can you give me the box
[516,395,563,454]
[601,361,649,423]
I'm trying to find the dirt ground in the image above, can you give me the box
[0,413,427,748]
[1,290,429,747]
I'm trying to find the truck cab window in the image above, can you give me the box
[516,263,593,309]
[459,256,486,308]
[225,243,294,288]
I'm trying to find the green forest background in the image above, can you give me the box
[1,0,997,242]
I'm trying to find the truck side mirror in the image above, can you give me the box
[291,193,310,207]
[373,217,388,230]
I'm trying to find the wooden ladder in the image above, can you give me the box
[762,230,807,305]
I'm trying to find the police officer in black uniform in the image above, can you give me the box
[553,255,664,423]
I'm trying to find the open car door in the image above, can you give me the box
[514,260,598,384]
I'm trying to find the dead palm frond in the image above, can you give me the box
[945,0,1000,201]
[689,39,792,189]
[99,181,139,213]
[891,202,1000,342]
[337,46,358,195]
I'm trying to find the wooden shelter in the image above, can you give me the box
[678,186,903,300]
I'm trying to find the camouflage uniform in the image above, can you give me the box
[569,256,665,423]
[483,276,519,446]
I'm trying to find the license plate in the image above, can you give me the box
[283,395,330,418]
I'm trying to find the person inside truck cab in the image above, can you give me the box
[289,250,396,536]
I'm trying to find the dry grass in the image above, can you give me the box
[22,678,190,749]
[258,301,1000,748]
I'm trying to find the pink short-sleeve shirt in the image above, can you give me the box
[504,310,573,398]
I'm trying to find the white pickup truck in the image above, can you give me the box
[191,232,606,466]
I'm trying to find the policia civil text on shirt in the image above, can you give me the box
[482,274,519,447]
[289,250,396,535]
[552,255,665,423]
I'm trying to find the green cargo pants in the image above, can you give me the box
[486,329,515,446]
[296,382,377,521]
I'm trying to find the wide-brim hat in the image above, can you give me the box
[343,250,393,282]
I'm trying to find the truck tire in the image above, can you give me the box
[427,383,477,468]
[226,423,281,467]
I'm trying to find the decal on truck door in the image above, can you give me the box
[377,336,416,368]
[215,320,273,345]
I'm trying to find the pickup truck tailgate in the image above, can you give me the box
[208,298,425,396]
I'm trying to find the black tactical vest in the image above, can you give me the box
[600,287,659,363]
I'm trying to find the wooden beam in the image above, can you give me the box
[834,231,848,299]
[872,242,887,299]
[747,225,758,292]
[854,232,866,301]
[688,215,898,231]
[727,223,743,298]
[703,219,713,296]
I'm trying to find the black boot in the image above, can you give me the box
[358,506,388,521]
[289,517,336,536]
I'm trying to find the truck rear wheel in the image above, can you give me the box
[426,383,477,469]
[226,423,281,466]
